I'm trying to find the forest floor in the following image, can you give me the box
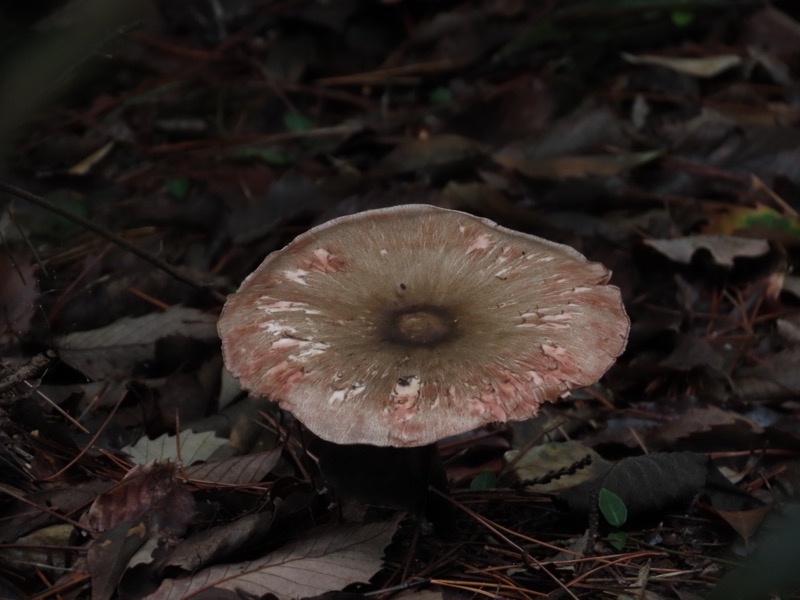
[2,0,800,598]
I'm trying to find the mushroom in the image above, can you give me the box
[218,204,629,448]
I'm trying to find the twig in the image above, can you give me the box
[0,181,207,289]
[317,58,458,86]
[0,351,55,395]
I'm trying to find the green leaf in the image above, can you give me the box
[165,177,190,199]
[469,471,497,490]
[599,487,628,526]
[607,530,627,551]
[283,111,313,132]
[734,209,800,239]
[671,10,694,27]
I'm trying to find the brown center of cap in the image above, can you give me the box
[384,306,456,347]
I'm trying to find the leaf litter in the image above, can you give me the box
[147,517,402,600]
[3,0,800,598]
[56,306,218,380]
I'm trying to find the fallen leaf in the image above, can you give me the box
[505,441,611,493]
[370,134,484,179]
[0,480,110,545]
[122,430,231,466]
[659,334,725,372]
[0,524,72,575]
[707,503,772,542]
[494,148,663,180]
[56,306,217,380]
[226,171,331,245]
[776,313,800,344]
[0,252,38,348]
[497,106,626,159]
[622,52,741,78]
[735,347,800,398]
[183,449,282,485]
[781,275,800,302]
[87,519,151,600]
[165,511,275,571]
[146,517,401,600]
[82,462,195,539]
[653,405,764,447]
[704,204,800,245]
[442,181,556,233]
[644,235,770,267]
[559,452,760,520]
[559,452,708,519]
[739,7,800,64]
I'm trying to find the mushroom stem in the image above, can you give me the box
[317,440,454,533]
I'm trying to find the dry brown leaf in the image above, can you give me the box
[82,462,195,539]
[654,406,764,446]
[493,149,663,180]
[709,503,772,542]
[146,517,401,600]
[644,235,770,267]
[56,306,217,380]
[183,449,282,484]
[165,511,275,572]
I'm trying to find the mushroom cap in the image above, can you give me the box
[219,204,629,447]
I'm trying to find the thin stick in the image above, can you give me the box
[0,181,206,289]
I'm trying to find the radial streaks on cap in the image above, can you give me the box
[218,204,629,446]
